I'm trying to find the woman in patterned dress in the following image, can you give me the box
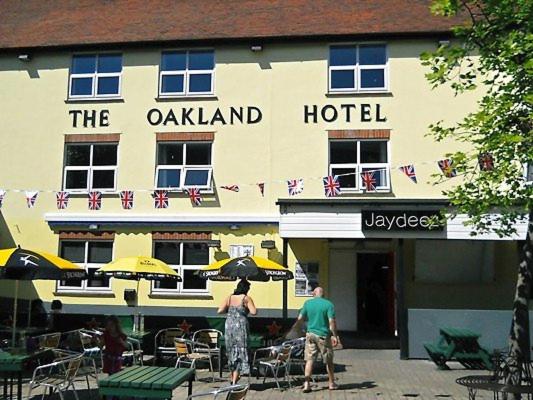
[218,279,257,384]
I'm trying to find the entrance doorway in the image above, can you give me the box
[357,252,395,336]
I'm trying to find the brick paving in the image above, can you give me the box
[20,350,490,399]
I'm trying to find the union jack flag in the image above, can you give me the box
[88,191,102,210]
[438,159,457,178]
[0,190,5,209]
[187,188,202,206]
[360,171,377,192]
[25,191,38,208]
[398,165,417,183]
[220,185,240,192]
[478,152,494,171]
[323,175,341,197]
[257,183,265,197]
[120,190,134,210]
[56,191,69,210]
[287,179,304,196]
[152,190,168,209]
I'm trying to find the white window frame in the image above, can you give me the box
[328,44,388,93]
[328,139,391,192]
[56,240,114,293]
[158,50,215,97]
[63,143,118,193]
[295,262,320,297]
[68,54,123,99]
[154,142,213,191]
[151,241,210,295]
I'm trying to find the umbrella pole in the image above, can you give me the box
[27,295,32,328]
[12,280,19,347]
[135,279,140,332]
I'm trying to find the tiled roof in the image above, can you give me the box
[0,0,462,50]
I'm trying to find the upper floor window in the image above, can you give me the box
[329,139,390,191]
[63,143,118,192]
[155,142,212,190]
[58,240,113,292]
[152,241,209,294]
[329,44,387,92]
[69,54,122,98]
[159,50,215,97]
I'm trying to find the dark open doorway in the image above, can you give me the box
[357,252,396,336]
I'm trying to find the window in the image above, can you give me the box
[229,245,254,258]
[329,44,387,92]
[155,142,212,190]
[295,262,319,296]
[159,50,215,96]
[69,54,122,98]
[63,143,118,192]
[329,140,390,191]
[58,240,113,291]
[153,241,209,294]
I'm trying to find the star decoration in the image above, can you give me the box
[266,320,282,337]
[179,319,192,334]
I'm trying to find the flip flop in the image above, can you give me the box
[329,383,340,390]
[302,385,312,393]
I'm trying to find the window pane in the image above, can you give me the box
[161,52,186,71]
[71,77,93,96]
[359,45,386,65]
[331,70,355,89]
[360,141,388,163]
[87,267,110,288]
[60,241,85,263]
[154,278,178,290]
[66,145,90,166]
[97,54,122,73]
[330,141,357,163]
[158,143,183,165]
[72,55,96,74]
[65,170,88,190]
[183,243,209,265]
[93,145,117,166]
[188,51,214,70]
[332,168,357,189]
[189,74,212,93]
[362,167,387,187]
[92,170,115,189]
[161,75,184,93]
[360,69,385,89]
[184,169,210,186]
[96,76,120,95]
[182,269,207,290]
[88,242,113,263]
[330,46,357,66]
[185,143,211,165]
[154,242,180,265]
[157,169,181,188]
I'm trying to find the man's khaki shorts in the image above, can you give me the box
[304,332,333,363]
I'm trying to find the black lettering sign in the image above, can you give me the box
[146,106,263,126]
[362,210,444,231]
[69,109,110,128]
[303,104,387,124]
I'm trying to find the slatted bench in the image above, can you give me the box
[98,365,195,399]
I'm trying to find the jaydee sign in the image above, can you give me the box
[362,210,444,231]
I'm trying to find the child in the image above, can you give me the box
[102,316,128,375]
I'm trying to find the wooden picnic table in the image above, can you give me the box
[98,365,195,399]
[424,326,492,370]
[0,348,53,400]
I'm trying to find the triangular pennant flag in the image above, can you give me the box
[152,190,169,209]
[88,191,102,210]
[25,191,38,208]
[398,165,417,183]
[220,185,240,192]
[323,175,341,197]
[360,171,377,192]
[438,159,457,178]
[120,190,134,210]
[0,190,6,209]
[56,191,70,210]
[287,178,304,196]
[478,152,494,171]
[187,188,202,206]
[257,183,265,197]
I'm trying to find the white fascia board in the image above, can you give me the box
[45,213,280,224]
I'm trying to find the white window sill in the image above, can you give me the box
[156,94,217,101]
[65,97,124,103]
[149,292,213,300]
[64,190,118,195]
[327,90,392,96]
[54,290,115,297]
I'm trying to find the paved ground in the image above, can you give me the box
[19,350,489,399]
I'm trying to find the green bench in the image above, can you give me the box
[424,326,493,370]
[98,365,195,399]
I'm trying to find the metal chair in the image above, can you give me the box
[76,329,103,390]
[252,341,299,390]
[186,384,249,400]
[175,338,215,382]
[123,337,143,366]
[28,351,83,400]
[192,329,223,374]
[154,328,184,365]
[35,332,61,349]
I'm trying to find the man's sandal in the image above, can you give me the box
[302,386,312,393]
[329,383,340,390]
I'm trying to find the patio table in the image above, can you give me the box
[98,365,194,399]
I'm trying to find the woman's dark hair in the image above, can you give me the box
[107,315,125,336]
[233,279,250,296]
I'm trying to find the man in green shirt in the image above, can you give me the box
[296,286,339,392]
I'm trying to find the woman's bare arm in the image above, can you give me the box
[217,296,230,314]
[246,296,257,315]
